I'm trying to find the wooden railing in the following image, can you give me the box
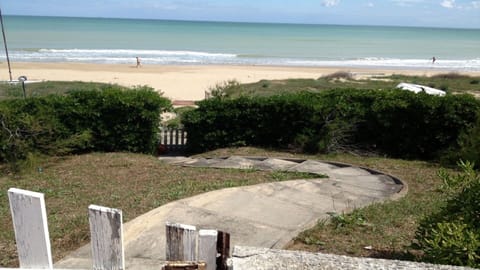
[2,188,230,270]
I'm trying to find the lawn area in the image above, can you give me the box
[194,147,452,262]
[0,148,458,267]
[0,151,318,267]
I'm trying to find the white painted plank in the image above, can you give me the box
[198,230,218,270]
[88,205,124,270]
[0,269,89,270]
[165,222,197,261]
[8,188,53,269]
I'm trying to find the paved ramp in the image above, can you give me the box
[56,156,405,269]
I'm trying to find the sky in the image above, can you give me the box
[1,0,479,29]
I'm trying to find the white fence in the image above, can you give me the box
[159,127,187,153]
[2,188,230,270]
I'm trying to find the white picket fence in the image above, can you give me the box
[1,188,230,270]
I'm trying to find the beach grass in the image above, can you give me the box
[222,73,480,98]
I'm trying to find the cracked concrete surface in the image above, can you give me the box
[56,156,406,269]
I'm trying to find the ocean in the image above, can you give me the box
[2,15,480,71]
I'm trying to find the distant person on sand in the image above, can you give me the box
[432,56,436,64]
[136,57,142,68]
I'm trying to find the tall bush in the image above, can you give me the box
[183,89,480,160]
[183,93,319,152]
[449,111,480,168]
[0,87,170,164]
[413,161,480,267]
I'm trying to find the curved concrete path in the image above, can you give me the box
[56,156,404,269]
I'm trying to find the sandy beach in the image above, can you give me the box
[2,62,479,101]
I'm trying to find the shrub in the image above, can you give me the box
[322,71,353,80]
[207,80,241,99]
[443,111,480,169]
[0,87,170,165]
[59,87,170,153]
[413,161,480,267]
[183,89,480,160]
[431,73,470,80]
[183,93,319,153]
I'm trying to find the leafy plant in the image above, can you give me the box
[327,210,368,229]
[413,161,480,267]
[207,80,241,99]
[183,89,480,161]
[0,87,171,168]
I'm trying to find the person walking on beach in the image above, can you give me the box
[136,57,142,68]
[432,56,436,64]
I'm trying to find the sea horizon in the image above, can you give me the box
[7,14,480,31]
[1,15,480,71]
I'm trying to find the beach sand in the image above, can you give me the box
[2,62,479,101]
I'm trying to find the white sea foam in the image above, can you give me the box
[285,58,480,71]
[38,49,237,58]
[4,48,480,71]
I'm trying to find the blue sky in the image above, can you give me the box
[1,0,479,28]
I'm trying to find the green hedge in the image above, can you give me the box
[183,89,480,160]
[184,93,319,152]
[0,87,170,163]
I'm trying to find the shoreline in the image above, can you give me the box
[2,62,479,101]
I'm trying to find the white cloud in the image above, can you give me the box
[441,0,456,8]
[322,0,340,7]
[390,0,424,7]
[472,1,480,8]
[366,2,374,7]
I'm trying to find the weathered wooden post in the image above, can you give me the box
[88,205,125,270]
[165,222,198,261]
[216,231,230,270]
[7,188,53,269]
[198,230,217,270]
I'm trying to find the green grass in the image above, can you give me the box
[194,147,452,262]
[0,151,319,267]
[220,73,480,98]
[0,146,458,266]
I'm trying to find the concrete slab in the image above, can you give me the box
[287,160,338,175]
[232,246,473,270]
[157,156,194,164]
[55,156,406,270]
[328,166,372,177]
[209,156,262,169]
[253,158,299,171]
[180,157,222,167]
[330,175,403,194]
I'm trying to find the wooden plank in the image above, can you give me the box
[165,222,197,261]
[198,230,218,270]
[163,262,206,270]
[163,127,168,146]
[175,129,180,147]
[169,129,174,146]
[216,231,230,270]
[0,269,90,270]
[181,130,186,146]
[8,188,53,269]
[88,205,124,270]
